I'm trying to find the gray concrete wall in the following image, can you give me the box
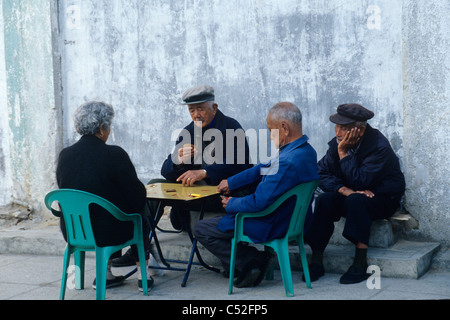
[0,1,12,206]
[0,0,448,244]
[58,0,403,177]
[0,0,61,213]
[402,0,450,244]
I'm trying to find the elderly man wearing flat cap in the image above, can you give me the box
[113,85,253,268]
[160,85,253,230]
[304,103,405,284]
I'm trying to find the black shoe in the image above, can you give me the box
[302,263,325,282]
[111,248,135,267]
[138,276,154,292]
[339,265,370,284]
[233,267,261,288]
[92,276,125,289]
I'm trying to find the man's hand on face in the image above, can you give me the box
[338,127,361,159]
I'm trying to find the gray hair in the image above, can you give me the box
[73,101,115,136]
[269,102,302,127]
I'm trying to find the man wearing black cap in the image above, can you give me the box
[112,85,253,268]
[160,85,253,229]
[304,104,405,284]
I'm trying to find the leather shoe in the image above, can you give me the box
[233,252,274,288]
[138,276,154,292]
[339,265,369,284]
[302,263,324,282]
[233,267,261,288]
[111,248,135,267]
[92,276,125,289]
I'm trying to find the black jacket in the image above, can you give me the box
[318,124,405,201]
[56,135,146,247]
[161,109,253,185]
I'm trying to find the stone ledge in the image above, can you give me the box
[0,221,441,279]
[152,231,440,279]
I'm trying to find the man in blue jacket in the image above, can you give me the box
[304,104,405,284]
[194,102,319,288]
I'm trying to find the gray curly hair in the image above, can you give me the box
[73,101,115,136]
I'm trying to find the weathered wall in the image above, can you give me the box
[0,0,448,244]
[58,0,403,177]
[402,1,450,243]
[0,0,60,214]
[0,1,12,206]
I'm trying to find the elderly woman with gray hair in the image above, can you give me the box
[56,101,153,291]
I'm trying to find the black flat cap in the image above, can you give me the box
[181,85,215,105]
[329,104,374,125]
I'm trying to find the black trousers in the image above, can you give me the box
[194,216,261,274]
[304,192,399,252]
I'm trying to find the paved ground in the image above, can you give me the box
[0,215,449,316]
[1,253,449,302]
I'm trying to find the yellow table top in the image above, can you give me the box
[145,182,219,201]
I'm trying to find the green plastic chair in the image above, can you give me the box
[44,189,149,300]
[228,180,319,297]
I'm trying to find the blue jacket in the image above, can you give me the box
[161,110,252,185]
[217,135,319,243]
[318,124,405,200]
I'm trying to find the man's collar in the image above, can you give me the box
[279,135,309,152]
[207,114,217,129]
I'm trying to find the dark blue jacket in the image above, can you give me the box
[217,135,319,243]
[161,110,252,185]
[318,124,405,200]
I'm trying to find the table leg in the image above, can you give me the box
[140,195,221,286]
[122,200,169,279]
[147,200,172,268]
[178,201,220,287]
[146,200,187,272]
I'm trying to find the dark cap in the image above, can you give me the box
[329,104,374,125]
[181,85,215,105]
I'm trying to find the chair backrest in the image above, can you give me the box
[281,180,319,240]
[44,189,133,249]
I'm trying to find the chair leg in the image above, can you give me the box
[95,250,109,300]
[275,242,294,297]
[74,250,85,290]
[60,247,71,300]
[298,236,311,289]
[137,243,149,295]
[228,238,238,295]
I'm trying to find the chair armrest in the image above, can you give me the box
[234,193,287,229]
[234,207,275,238]
[232,180,319,238]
